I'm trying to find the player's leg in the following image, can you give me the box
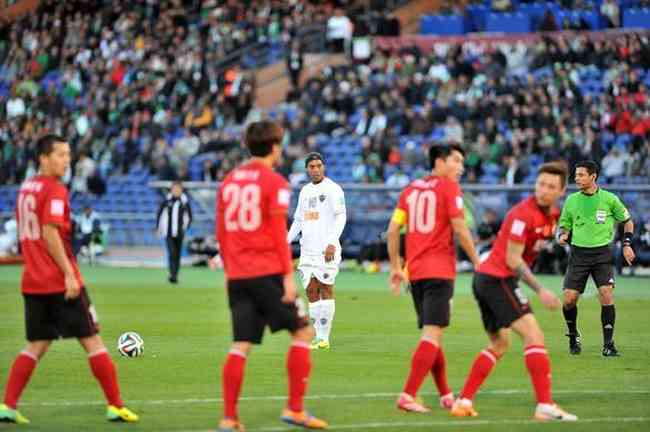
[1,340,50,424]
[431,337,453,409]
[305,276,322,348]
[318,282,335,348]
[510,314,577,421]
[220,279,263,431]
[562,250,589,355]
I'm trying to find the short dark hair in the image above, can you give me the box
[538,161,568,188]
[428,144,465,169]
[37,134,66,157]
[304,152,325,168]
[245,120,284,157]
[575,160,599,179]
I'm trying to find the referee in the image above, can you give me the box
[156,181,193,284]
[558,160,635,357]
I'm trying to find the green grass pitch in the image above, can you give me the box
[1,266,649,431]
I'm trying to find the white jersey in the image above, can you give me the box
[289,177,346,257]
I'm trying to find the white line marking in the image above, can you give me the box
[21,389,650,407]
[175,417,650,432]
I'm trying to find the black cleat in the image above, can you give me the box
[168,276,178,284]
[602,342,620,357]
[566,331,582,355]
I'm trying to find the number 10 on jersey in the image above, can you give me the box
[405,189,437,234]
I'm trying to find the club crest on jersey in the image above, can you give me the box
[319,194,326,202]
[309,197,317,208]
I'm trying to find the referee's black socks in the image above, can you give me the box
[562,305,578,335]
[601,305,616,345]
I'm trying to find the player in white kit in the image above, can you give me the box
[288,153,347,350]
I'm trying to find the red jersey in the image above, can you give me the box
[16,175,83,294]
[216,160,292,280]
[478,196,559,278]
[393,176,464,281]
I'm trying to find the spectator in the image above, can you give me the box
[601,147,628,181]
[327,8,353,53]
[286,40,304,89]
[601,0,620,28]
[75,205,103,264]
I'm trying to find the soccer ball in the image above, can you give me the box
[117,332,144,358]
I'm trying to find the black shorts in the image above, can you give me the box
[563,245,615,293]
[409,278,454,328]
[24,288,99,342]
[228,275,309,344]
[473,272,532,333]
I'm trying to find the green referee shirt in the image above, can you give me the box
[559,188,631,248]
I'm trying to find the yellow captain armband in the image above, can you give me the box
[391,208,407,226]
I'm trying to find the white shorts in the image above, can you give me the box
[298,254,341,288]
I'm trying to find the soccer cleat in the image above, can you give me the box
[317,340,330,350]
[566,331,582,355]
[450,398,478,417]
[533,403,578,421]
[602,342,620,357]
[218,418,246,431]
[106,405,139,422]
[0,403,30,424]
[310,339,320,350]
[280,409,328,429]
[439,392,455,410]
[396,392,431,413]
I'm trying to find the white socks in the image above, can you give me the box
[319,299,335,343]
[309,301,322,340]
[308,299,336,342]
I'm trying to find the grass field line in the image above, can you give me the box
[22,389,650,407]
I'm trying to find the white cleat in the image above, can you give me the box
[396,392,431,413]
[534,403,578,421]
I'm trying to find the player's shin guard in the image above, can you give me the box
[3,351,37,409]
[431,347,451,397]
[601,305,615,345]
[562,305,578,335]
[88,349,124,408]
[459,349,500,400]
[524,345,552,404]
[287,341,311,412]
[319,299,335,342]
[222,349,247,419]
[403,338,438,397]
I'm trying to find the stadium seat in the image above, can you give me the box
[623,8,650,29]
[486,12,531,33]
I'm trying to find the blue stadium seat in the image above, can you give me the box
[623,8,650,29]
[421,14,466,35]
[486,12,531,33]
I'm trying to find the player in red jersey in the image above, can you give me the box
[387,144,480,413]
[451,162,577,421]
[0,135,138,425]
[216,121,327,432]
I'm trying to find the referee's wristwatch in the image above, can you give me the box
[622,232,633,248]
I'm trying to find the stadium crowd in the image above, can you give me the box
[277,31,650,185]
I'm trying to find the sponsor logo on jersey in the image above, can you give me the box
[319,194,326,202]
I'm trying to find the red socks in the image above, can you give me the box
[403,339,439,397]
[431,347,451,396]
[287,342,311,412]
[88,349,123,408]
[459,349,500,400]
[3,352,37,409]
[222,349,247,419]
[524,345,552,404]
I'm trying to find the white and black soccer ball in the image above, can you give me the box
[117,332,144,358]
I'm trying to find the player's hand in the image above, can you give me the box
[281,273,297,304]
[623,245,635,265]
[208,255,222,271]
[558,232,570,246]
[389,268,406,296]
[324,244,336,262]
[64,274,81,300]
[538,288,561,311]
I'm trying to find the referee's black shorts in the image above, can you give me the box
[563,245,615,293]
[228,275,310,344]
[24,288,99,341]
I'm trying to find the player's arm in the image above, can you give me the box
[506,240,559,310]
[325,188,346,261]
[270,185,296,303]
[451,217,480,269]
[387,208,406,295]
[612,195,635,264]
[42,224,80,300]
[184,196,193,230]
[215,195,230,274]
